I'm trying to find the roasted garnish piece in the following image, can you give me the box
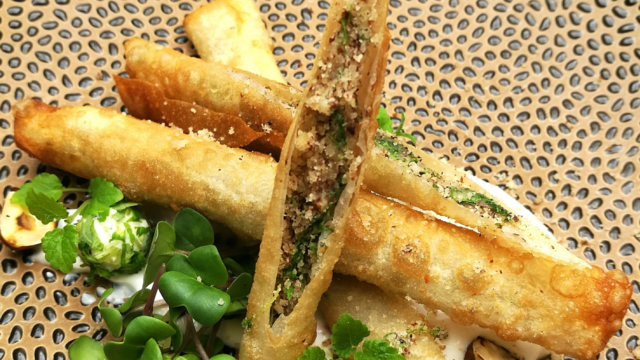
[0,192,56,249]
[13,98,276,243]
[240,0,390,359]
[320,275,445,360]
[464,338,518,360]
[184,0,286,83]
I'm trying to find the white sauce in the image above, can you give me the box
[424,308,550,360]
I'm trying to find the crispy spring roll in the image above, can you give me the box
[240,0,390,359]
[123,38,568,272]
[336,191,631,360]
[114,76,264,148]
[183,0,286,84]
[12,99,276,243]
[15,100,631,358]
[123,37,297,139]
[320,275,446,360]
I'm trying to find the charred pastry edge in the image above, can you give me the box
[373,130,515,226]
[273,4,374,317]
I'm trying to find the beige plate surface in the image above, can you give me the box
[0,0,638,359]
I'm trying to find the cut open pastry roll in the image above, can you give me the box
[239,0,390,359]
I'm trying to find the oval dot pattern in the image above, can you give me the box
[0,214,110,357]
[0,0,638,358]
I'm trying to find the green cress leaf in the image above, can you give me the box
[41,225,79,273]
[226,273,253,300]
[139,338,163,360]
[166,254,197,279]
[118,289,151,313]
[210,355,236,360]
[158,271,230,326]
[353,339,405,360]
[83,177,124,216]
[111,202,139,211]
[224,298,249,316]
[98,288,124,337]
[395,112,417,144]
[188,245,228,286]
[162,355,200,360]
[69,335,107,360]
[376,106,394,133]
[26,188,69,224]
[222,258,245,276]
[12,173,64,206]
[298,346,327,360]
[174,208,214,250]
[331,313,371,358]
[104,316,175,360]
[123,310,143,329]
[143,221,176,287]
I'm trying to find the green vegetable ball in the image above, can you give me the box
[77,204,151,278]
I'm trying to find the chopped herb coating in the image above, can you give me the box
[450,187,513,221]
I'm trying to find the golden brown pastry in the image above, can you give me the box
[320,275,446,360]
[240,0,390,359]
[15,100,631,358]
[13,99,276,243]
[184,0,286,83]
[336,190,631,360]
[123,37,298,155]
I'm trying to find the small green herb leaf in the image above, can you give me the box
[158,271,230,326]
[143,222,176,287]
[222,258,246,276]
[98,288,124,337]
[226,273,253,300]
[103,316,175,360]
[118,289,151,313]
[331,313,370,358]
[111,202,139,211]
[298,346,327,360]
[210,355,236,360]
[69,335,107,360]
[12,173,64,206]
[450,187,512,221]
[83,177,124,216]
[26,188,68,224]
[224,298,249,316]
[188,245,228,286]
[41,225,78,273]
[354,339,405,360]
[174,208,214,250]
[166,254,197,279]
[376,106,394,133]
[139,338,163,360]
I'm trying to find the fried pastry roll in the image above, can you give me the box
[240,0,390,359]
[320,275,446,360]
[183,0,286,83]
[122,42,566,270]
[15,102,630,358]
[13,99,276,243]
[336,190,632,360]
[123,37,298,154]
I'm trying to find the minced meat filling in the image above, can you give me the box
[273,3,373,317]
